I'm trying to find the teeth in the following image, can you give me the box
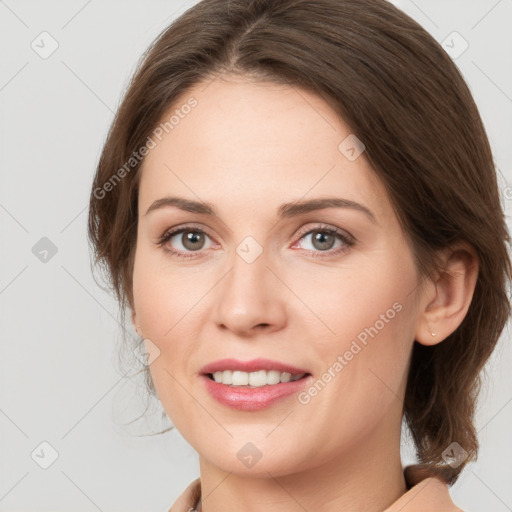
[211,370,306,387]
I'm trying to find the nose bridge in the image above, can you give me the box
[213,238,286,333]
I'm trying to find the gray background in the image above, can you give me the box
[0,1,511,511]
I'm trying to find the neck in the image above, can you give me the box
[197,418,407,512]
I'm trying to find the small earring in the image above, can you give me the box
[431,332,437,337]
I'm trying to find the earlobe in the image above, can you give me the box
[415,243,479,347]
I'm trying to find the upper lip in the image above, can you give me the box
[200,358,310,376]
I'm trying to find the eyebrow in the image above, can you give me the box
[145,196,377,223]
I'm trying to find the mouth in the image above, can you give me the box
[199,358,312,411]
[200,357,312,387]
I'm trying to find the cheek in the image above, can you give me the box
[292,297,414,460]
[132,243,204,338]
[289,247,417,350]
[294,248,417,411]
[131,246,209,426]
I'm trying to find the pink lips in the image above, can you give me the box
[200,358,312,411]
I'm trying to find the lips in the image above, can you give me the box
[200,358,310,376]
[199,358,312,411]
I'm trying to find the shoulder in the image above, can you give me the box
[169,468,465,512]
[383,465,463,512]
[168,477,201,512]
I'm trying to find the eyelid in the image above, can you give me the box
[293,223,356,245]
[158,222,214,241]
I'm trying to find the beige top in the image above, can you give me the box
[168,465,463,511]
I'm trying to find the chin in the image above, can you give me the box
[197,437,313,477]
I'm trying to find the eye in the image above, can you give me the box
[157,223,355,259]
[293,224,355,256]
[158,226,214,258]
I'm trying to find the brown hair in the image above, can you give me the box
[87,0,511,484]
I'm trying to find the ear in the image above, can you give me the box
[415,242,479,346]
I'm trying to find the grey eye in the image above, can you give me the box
[179,230,206,251]
[309,231,336,251]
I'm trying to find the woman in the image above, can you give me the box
[87,0,511,510]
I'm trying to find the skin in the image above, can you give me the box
[130,74,478,512]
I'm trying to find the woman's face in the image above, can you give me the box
[132,75,424,476]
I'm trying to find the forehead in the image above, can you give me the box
[138,75,391,222]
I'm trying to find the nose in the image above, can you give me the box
[213,246,287,336]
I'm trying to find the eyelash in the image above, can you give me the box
[157,223,356,259]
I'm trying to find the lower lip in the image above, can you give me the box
[201,374,311,411]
